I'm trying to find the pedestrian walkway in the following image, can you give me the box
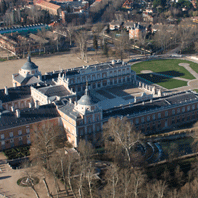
[179,63,198,79]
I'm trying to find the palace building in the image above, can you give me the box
[0,56,198,150]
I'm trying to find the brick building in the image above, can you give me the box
[1,57,198,150]
[129,23,146,40]
[35,0,62,16]
[0,104,60,150]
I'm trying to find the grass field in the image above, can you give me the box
[189,63,198,73]
[138,73,188,89]
[131,59,197,80]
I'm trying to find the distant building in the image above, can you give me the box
[35,0,62,15]
[109,21,123,31]
[122,0,133,10]
[129,23,146,40]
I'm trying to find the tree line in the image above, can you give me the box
[21,117,198,198]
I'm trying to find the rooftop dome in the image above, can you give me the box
[78,83,95,106]
[21,56,38,70]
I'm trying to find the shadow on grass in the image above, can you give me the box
[138,73,172,84]
[158,70,185,77]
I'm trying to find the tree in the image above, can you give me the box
[103,117,145,167]
[93,35,98,55]
[114,30,128,60]
[153,0,167,8]
[75,30,88,61]
[30,121,66,170]
[103,40,108,57]
[67,23,75,46]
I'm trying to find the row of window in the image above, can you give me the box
[135,113,196,132]
[71,68,131,84]
[134,105,197,124]
[0,128,30,140]
[79,125,101,136]
[1,135,30,146]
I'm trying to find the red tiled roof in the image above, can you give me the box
[35,0,61,11]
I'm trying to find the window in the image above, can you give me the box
[9,132,13,137]
[18,130,22,136]
[192,105,195,110]
[165,111,168,117]
[27,139,31,144]
[152,114,155,120]
[80,129,83,136]
[177,116,180,122]
[182,107,185,112]
[97,125,100,132]
[135,118,139,124]
[88,127,92,134]
[1,134,4,139]
[182,115,185,121]
[10,139,14,143]
[141,125,145,132]
[26,128,30,133]
[172,117,175,124]
[147,123,150,131]
[19,137,22,141]
[141,117,144,123]
[158,113,161,119]
[158,121,161,128]
[147,116,150,122]
[1,141,5,145]
[177,108,180,114]
[187,106,190,111]
[172,109,175,115]
[88,117,92,124]
[96,115,100,121]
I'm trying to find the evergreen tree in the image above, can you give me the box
[93,35,98,54]
[103,41,108,57]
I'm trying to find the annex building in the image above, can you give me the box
[0,57,198,150]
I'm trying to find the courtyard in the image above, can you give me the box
[131,59,198,90]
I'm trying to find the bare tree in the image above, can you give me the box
[30,121,66,170]
[153,180,167,198]
[75,30,89,61]
[67,23,75,46]
[103,117,144,167]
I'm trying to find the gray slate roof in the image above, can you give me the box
[0,104,60,130]
[78,94,95,106]
[58,102,81,120]
[21,56,38,70]
[0,86,31,103]
[103,91,198,119]
[37,85,71,97]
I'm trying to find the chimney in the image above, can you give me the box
[29,103,32,108]
[14,82,17,87]
[4,86,8,95]
[16,109,20,118]
[35,100,39,109]
[11,106,15,112]
[112,60,115,65]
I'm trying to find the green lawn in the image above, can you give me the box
[131,59,197,80]
[138,73,187,89]
[157,78,187,89]
[189,63,198,73]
